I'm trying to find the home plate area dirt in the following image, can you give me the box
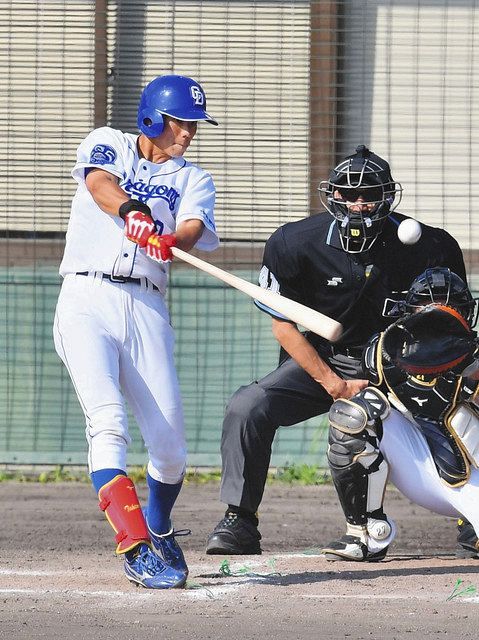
[1,482,479,639]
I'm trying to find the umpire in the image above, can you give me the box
[205,144,467,555]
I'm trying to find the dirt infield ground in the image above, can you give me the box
[2,481,479,640]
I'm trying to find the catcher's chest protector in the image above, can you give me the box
[384,368,478,422]
[377,341,479,486]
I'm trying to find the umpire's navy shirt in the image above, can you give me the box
[256,212,466,349]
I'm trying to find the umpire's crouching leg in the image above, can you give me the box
[219,382,278,514]
[207,354,336,554]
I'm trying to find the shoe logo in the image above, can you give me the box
[327,277,343,286]
[411,396,428,406]
[124,504,140,512]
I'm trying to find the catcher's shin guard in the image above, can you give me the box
[98,475,150,554]
[327,388,390,527]
[324,388,394,560]
[456,518,479,559]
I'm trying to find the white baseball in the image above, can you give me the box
[397,218,422,245]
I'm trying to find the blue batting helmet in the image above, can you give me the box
[137,74,218,137]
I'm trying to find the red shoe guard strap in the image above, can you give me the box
[98,475,150,554]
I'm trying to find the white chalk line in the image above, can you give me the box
[4,561,476,604]
[0,569,64,576]
[0,556,270,577]
[0,587,152,598]
[0,553,319,579]
[1,586,476,604]
[0,583,248,601]
[0,563,252,601]
[299,594,478,604]
[300,594,421,601]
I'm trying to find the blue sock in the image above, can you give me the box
[90,468,126,494]
[146,472,183,535]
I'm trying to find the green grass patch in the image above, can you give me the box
[0,463,331,485]
[271,463,331,485]
[446,578,477,601]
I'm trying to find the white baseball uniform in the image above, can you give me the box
[53,126,219,483]
[380,405,479,535]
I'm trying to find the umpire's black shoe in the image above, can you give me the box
[456,518,479,559]
[206,510,262,555]
[321,535,388,562]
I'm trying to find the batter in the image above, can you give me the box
[53,74,219,589]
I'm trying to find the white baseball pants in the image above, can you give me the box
[53,273,186,484]
[380,409,479,535]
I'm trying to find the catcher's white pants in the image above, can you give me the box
[53,273,186,484]
[380,409,479,535]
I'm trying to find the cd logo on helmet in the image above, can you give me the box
[190,86,205,105]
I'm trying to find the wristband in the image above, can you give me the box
[118,199,152,220]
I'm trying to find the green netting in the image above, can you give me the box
[2,0,478,470]
[0,266,328,468]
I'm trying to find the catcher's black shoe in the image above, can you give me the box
[456,519,479,559]
[206,510,262,555]
[321,535,388,562]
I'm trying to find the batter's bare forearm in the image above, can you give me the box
[85,169,129,215]
[174,219,205,251]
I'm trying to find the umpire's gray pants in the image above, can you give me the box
[219,352,363,513]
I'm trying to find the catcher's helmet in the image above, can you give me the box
[137,74,218,137]
[318,145,402,253]
[405,267,477,327]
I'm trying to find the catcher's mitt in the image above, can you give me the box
[381,304,477,375]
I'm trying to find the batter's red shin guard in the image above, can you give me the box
[98,475,150,554]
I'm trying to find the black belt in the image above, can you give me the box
[329,344,364,359]
[76,272,160,292]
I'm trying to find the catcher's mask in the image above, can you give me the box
[404,268,478,327]
[318,145,402,253]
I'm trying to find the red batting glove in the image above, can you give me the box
[123,210,155,247]
[145,233,177,263]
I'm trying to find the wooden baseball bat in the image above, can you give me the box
[171,247,343,342]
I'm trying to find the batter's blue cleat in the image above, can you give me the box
[124,542,187,589]
[148,527,189,576]
[141,507,189,576]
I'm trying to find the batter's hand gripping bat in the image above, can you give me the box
[171,247,343,342]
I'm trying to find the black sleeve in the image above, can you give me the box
[438,231,467,282]
[424,228,466,282]
[259,226,303,302]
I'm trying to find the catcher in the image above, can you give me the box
[322,267,479,561]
